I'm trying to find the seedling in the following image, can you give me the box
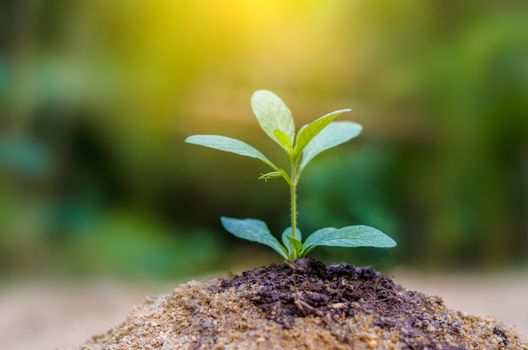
[186,90,396,261]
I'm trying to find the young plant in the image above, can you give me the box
[185,90,396,261]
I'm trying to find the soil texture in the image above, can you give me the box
[74,258,527,350]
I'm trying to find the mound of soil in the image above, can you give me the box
[75,258,527,350]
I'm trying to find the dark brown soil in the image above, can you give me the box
[219,257,518,349]
[220,258,425,326]
[75,258,527,350]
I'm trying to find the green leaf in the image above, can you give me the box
[274,129,293,153]
[287,236,303,256]
[251,90,295,146]
[258,169,289,183]
[302,225,396,254]
[300,227,337,255]
[185,135,276,169]
[281,227,302,255]
[300,121,362,170]
[258,171,282,181]
[221,217,288,259]
[293,109,351,157]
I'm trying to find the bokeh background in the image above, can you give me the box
[1,0,527,348]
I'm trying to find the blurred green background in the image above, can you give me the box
[1,0,527,280]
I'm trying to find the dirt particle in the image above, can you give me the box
[494,326,510,347]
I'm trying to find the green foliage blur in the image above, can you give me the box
[1,0,527,279]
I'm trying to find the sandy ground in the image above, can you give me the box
[1,272,527,350]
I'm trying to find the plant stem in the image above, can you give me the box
[289,158,298,259]
[290,182,297,259]
[290,182,297,237]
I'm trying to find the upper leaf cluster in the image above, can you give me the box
[186,90,362,183]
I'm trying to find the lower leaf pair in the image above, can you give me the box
[221,216,396,261]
